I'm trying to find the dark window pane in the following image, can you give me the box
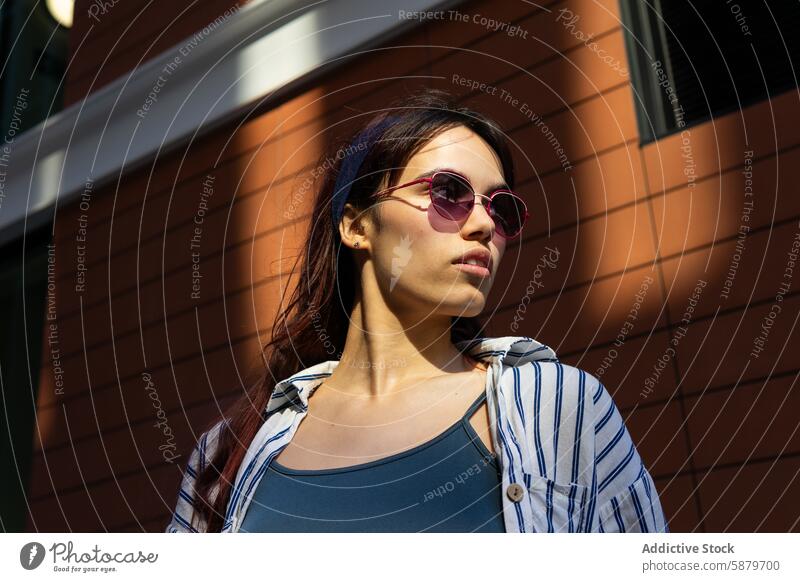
[622,0,800,142]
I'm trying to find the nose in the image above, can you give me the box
[461,193,495,240]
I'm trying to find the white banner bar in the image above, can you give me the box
[1,533,798,581]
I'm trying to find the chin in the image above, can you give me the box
[458,307,484,319]
[449,296,487,318]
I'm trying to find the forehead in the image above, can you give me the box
[402,126,505,184]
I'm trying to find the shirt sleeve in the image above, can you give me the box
[165,421,223,533]
[590,380,669,533]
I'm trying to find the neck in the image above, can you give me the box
[327,296,479,400]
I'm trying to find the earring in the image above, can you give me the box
[354,241,360,248]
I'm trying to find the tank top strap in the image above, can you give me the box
[461,389,487,421]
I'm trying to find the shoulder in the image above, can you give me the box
[501,361,624,437]
[502,360,602,406]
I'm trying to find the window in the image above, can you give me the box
[620,0,800,143]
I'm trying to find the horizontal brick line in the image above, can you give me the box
[618,366,800,414]
[522,146,800,245]
[37,314,270,411]
[29,428,221,503]
[653,449,800,482]
[647,140,800,199]
[657,213,800,264]
[68,0,172,57]
[557,286,800,359]
[33,376,241,451]
[454,25,624,104]
[32,383,241,456]
[66,2,229,90]
[49,218,301,357]
[524,213,800,311]
[29,423,225,504]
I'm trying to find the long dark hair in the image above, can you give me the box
[192,88,516,531]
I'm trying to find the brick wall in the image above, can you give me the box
[65,0,247,106]
[28,0,799,532]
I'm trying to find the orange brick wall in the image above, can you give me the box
[28,0,799,532]
[65,0,247,106]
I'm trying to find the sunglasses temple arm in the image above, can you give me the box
[374,177,431,198]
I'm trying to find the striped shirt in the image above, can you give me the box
[166,336,669,533]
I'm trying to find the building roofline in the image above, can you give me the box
[0,0,462,246]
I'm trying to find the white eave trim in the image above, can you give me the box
[0,0,462,246]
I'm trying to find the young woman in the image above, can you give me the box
[166,88,668,533]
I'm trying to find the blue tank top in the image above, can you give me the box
[239,390,505,532]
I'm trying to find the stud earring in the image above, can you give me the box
[354,241,360,248]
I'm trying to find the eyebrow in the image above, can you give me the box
[412,166,510,192]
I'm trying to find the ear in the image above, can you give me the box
[339,202,371,250]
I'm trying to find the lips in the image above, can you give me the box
[452,248,492,271]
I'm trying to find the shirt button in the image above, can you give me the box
[506,483,525,502]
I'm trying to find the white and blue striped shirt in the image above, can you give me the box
[166,336,669,533]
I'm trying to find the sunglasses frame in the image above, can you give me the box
[373,169,530,239]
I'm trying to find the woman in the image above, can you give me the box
[166,88,668,533]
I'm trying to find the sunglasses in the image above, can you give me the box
[373,169,529,239]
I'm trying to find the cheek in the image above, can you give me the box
[382,205,438,249]
[378,224,452,281]
[390,197,466,237]
[494,237,506,261]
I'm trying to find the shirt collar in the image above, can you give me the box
[263,336,558,417]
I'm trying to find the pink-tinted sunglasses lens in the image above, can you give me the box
[430,172,526,238]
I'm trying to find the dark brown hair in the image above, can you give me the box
[192,87,516,531]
